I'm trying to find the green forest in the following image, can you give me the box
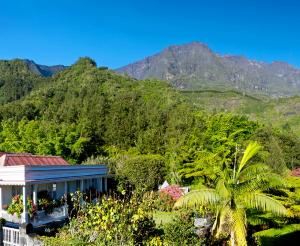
[0,58,300,245]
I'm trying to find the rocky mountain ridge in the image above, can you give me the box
[117,42,300,97]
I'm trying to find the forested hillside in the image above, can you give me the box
[184,90,300,135]
[0,59,65,104]
[0,57,299,173]
[0,59,48,104]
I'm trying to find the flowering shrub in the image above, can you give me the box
[7,195,23,218]
[27,197,37,218]
[160,185,183,200]
[7,194,61,218]
[8,195,38,218]
[155,192,176,212]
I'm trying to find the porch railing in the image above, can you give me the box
[1,205,68,226]
[1,212,22,224]
[30,205,68,226]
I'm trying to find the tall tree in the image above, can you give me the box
[174,142,287,245]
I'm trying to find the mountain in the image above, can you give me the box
[22,59,67,77]
[117,42,300,97]
[0,59,66,104]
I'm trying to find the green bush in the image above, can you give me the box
[40,196,158,245]
[162,212,204,246]
[253,224,300,246]
[117,154,166,194]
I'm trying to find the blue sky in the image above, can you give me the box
[1,0,300,68]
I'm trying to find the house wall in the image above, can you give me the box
[2,186,12,208]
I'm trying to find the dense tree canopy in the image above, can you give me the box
[0,57,299,177]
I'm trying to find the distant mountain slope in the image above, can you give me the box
[183,89,300,135]
[0,59,66,104]
[117,42,300,97]
[22,59,67,77]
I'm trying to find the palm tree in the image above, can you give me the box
[174,141,287,246]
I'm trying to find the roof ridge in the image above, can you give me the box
[5,153,63,158]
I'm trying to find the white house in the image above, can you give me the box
[0,152,110,246]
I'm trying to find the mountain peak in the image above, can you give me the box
[163,41,213,54]
[117,42,300,97]
[22,59,67,77]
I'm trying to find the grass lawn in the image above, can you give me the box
[153,211,176,227]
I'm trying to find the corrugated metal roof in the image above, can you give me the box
[0,153,69,166]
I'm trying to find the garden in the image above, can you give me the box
[40,142,300,246]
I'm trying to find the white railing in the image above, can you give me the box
[3,226,20,246]
[1,205,68,226]
[1,212,22,224]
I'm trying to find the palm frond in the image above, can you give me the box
[237,172,286,195]
[237,141,261,175]
[174,189,220,208]
[237,163,270,182]
[236,179,265,195]
[244,192,287,216]
[261,173,287,189]
[216,179,231,199]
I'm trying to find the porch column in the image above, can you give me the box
[33,184,38,205]
[22,185,28,223]
[104,177,107,192]
[99,177,103,192]
[64,181,68,199]
[64,181,68,216]
[80,179,84,192]
[0,186,2,216]
[80,179,84,204]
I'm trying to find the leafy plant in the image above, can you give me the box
[27,197,37,218]
[7,195,23,218]
[116,154,166,194]
[163,212,204,245]
[41,195,158,245]
[175,141,288,245]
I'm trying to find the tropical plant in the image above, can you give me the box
[174,141,288,245]
[7,195,24,218]
[27,197,37,218]
[8,195,38,218]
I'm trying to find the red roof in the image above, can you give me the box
[291,167,300,177]
[0,153,69,166]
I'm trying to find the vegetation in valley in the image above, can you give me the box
[0,57,300,245]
